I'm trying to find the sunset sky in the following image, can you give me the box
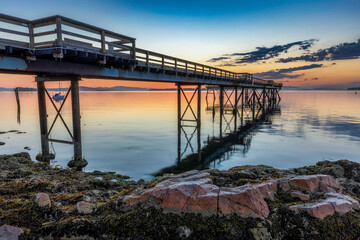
[0,0,359,89]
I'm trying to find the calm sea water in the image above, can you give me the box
[1,90,359,180]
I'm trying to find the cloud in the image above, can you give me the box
[253,64,323,79]
[207,57,230,62]
[216,63,237,67]
[206,39,317,64]
[277,39,360,63]
[231,39,317,64]
[312,77,319,81]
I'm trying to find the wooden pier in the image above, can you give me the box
[0,14,282,169]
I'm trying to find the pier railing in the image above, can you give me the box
[0,13,282,88]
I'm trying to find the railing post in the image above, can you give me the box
[28,23,34,48]
[162,56,165,72]
[101,30,106,53]
[56,17,62,46]
[175,59,178,76]
[146,51,150,73]
[131,39,136,60]
[185,62,188,75]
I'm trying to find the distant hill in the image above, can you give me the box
[0,87,36,91]
[281,86,301,91]
[0,86,185,92]
[347,87,360,90]
[79,86,149,91]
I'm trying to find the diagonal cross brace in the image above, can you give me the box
[180,88,198,121]
[45,87,74,140]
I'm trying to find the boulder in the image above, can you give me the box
[290,192,359,219]
[35,193,51,208]
[76,201,96,214]
[331,164,345,178]
[0,225,23,240]
[218,185,269,219]
[289,175,320,192]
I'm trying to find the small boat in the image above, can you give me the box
[52,92,64,101]
[52,81,65,102]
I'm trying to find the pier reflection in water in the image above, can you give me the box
[159,86,281,176]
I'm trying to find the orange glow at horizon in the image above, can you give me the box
[0,58,359,89]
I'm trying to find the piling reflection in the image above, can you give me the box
[157,86,281,176]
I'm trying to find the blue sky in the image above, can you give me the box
[0,0,359,87]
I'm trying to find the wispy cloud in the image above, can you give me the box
[253,64,323,79]
[231,39,317,64]
[206,39,317,64]
[277,39,360,63]
[206,57,230,62]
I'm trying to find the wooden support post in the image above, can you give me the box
[177,84,181,163]
[197,84,201,127]
[252,88,256,121]
[220,86,224,139]
[15,87,20,124]
[37,81,49,157]
[234,86,238,114]
[197,122,201,162]
[220,86,224,115]
[71,79,82,161]
[241,88,244,126]
[197,84,202,162]
[262,87,266,116]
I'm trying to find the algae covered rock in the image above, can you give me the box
[1,153,360,239]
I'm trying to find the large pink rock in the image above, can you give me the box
[120,170,358,220]
[218,185,269,219]
[304,202,335,219]
[290,191,310,201]
[317,175,342,192]
[184,184,219,215]
[122,178,212,208]
[324,192,360,210]
[289,192,359,219]
[256,181,278,201]
[289,175,320,192]
[0,225,23,240]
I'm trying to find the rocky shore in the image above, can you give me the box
[0,153,360,239]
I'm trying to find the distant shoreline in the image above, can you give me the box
[1,86,359,92]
